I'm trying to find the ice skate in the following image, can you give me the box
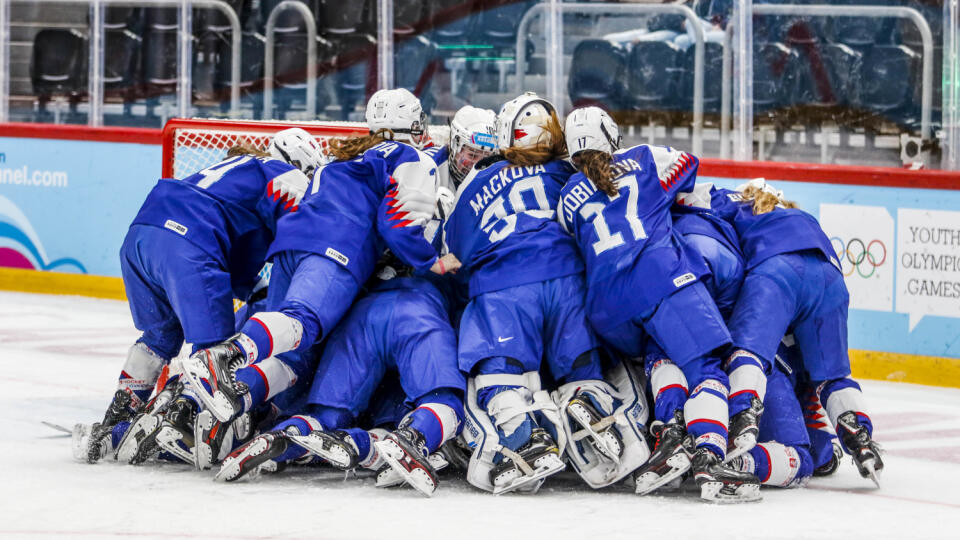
[155,397,198,465]
[566,393,623,464]
[376,451,449,488]
[115,383,180,464]
[194,409,253,470]
[726,396,764,462]
[692,447,762,503]
[836,411,884,487]
[633,419,695,495]
[78,390,134,463]
[489,428,566,496]
[215,430,290,482]
[288,430,359,470]
[180,342,248,423]
[375,427,439,497]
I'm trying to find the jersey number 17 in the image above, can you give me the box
[580,175,647,255]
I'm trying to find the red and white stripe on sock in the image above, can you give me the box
[407,403,460,453]
[117,343,167,409]
[735,442,807,487]
[726,349,767,414]
[235,356,298,413]
[649,358,689,423]
[684,378,730,459]
[236,312,304,364]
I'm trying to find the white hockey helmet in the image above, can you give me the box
[365,88,428,148]
[564,106,621,159]
[495,92,558,150]
[268,127,326,175]
[449,105,497,185]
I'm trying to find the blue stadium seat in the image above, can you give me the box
[103,29,142,110]
[394,0,428,36]
[568,39,627,111]
[681,41,723,114]
[331,34,376,119]
[476,0,536,51]
[860,45,920,125]
[214,32,267,116]
[428,0,476,47]
[319,0,367,35]
[627,40,683,113]
[753,42,797,115]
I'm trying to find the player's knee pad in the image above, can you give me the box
[553,359,651,489]
[461,372,565,493]
[726,349,769,414]
[743,442,813,488]
[119,342,169,409]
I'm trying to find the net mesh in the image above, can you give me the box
[169,120,450,178]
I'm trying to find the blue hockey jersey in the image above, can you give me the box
[558,144,707,331]
[267,141,440,286]
[442,158,583,297]
[677,184,840,271]
[672,201,745,317]
[131,155,309,296]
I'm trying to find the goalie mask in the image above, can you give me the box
[449,106,497,185]
[495,92,558,151]
[564,106,621,160]
[366,88,429,149]
[269,128,326,175]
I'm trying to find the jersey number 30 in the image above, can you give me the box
[480,176,553,242]
[580,175,647,255]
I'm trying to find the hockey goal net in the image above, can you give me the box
[161,118,451,178]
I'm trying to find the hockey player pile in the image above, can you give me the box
[72,89,884,503]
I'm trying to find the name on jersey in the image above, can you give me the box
[560,158,642,224]
[469,164,546,216]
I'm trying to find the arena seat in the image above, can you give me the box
[30,29,88,121]
[753,42,797,115]
[823,0,884,47]
[214,32,267,116]
[476,0,536,51]
[429,0,476,46]
[141,27,178,97]
[394,35,440,113]
[627,40,683,113]
[568,39,627,111]
[103,29,142,111]
[320,0,367,35]
[259,0,319,34]
[331,33,377,119]
[860,45,920,125]
[394,0,428,36]
[681,41,723,114]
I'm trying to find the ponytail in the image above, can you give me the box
[740,185,798,215]
[328,128,394,160]
[576,150,618,196]
[226,142,270,158]
[502,111,568,168]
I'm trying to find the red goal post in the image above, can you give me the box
[161,118,452,179]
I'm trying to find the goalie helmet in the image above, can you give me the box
[495,92,558,150]
[449,106,497,185]
[366,88,428,148]
[564,106,621,158]
[268,128,326,175]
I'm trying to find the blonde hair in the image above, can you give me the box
[502,111,568,167]
[226,142,270,158]
[328,128,394,160]
[575,150,618,196]
[740,185,798,215]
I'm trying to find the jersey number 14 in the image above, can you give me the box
[580,175,647,255]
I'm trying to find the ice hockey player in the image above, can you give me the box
[216,264,465,497]
[559,106,761,502]
[74,128,323,464]
[422,105,497,189]
[678,178,884,486]
[181,89,460,430]
[443,93,618,495]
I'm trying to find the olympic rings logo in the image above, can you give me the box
[830,237,887,278]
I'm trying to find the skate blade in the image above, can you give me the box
[699,481,762,504]
[724,433,757,463]
[156,427,195,465]
[635,452,692,495]
[376,453,449,489]
[374,439,437,498]
[568,403,621,465]
[43,421,73,436]
[492,453,565,496]
[289,434,355,470]
[116,414,162,464]
[215,437,270,482]
[193,411,215,470]
[863,460,882,489]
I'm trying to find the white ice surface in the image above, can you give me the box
[1,290,959,540]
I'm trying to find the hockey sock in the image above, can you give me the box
[236,312,304,364]
[118,342,168,409]
[684,369,730,458]
[817,377,873,446]
[736,442,813,487]
[726,349,770,416]
[270,415,325,463]
[111,421,131,448]
[409,389,464,453]
[647,357,689,424]
[343,427,373,463]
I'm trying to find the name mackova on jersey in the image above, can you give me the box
[559,158,642,224]
[466,163,548,216]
